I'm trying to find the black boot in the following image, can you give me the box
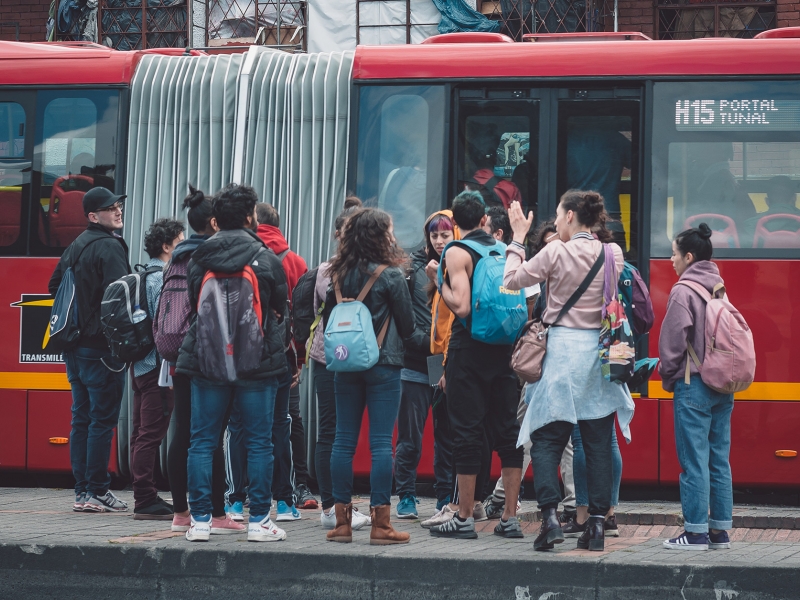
[533,508,565,551]
[576,515,605,551]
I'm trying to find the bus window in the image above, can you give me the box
[556,99,640,260]
[652,82,800,255]
[0,102,27,248]
[356,85,445,250]
[457,96,538,216]
[34,91,119,254]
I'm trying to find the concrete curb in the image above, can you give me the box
[1,542,799,600]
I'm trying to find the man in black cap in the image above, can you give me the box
[49,187,131,513]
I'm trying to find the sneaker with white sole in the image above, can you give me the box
[421,505,456,529]
[211,514,246,534]
[73,492,87,512]
[320,506,336,529]
[494,516,524,538]
[83,491,128,513]
[663,531,709,550]
[172,513,191,532]
[473,502,487,522]
[483,495,505,520]
[708,530,731,549]
[396,495,419,519]
[225,501,244,522]
[275,500,301,521]
[186,515,211,542]
[248,515,286,542]
[430,514,478,539]
[352,506,370,530]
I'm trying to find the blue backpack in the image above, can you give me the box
[324,265,390,372]
[438,239,527,345]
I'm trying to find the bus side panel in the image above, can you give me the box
[27,391,72,472]
[660,398,800,487]
[619,398,659,484]
[0,389,27,470]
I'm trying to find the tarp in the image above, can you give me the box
[431,0,500,33]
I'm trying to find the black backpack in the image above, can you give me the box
[291,266,318,346]
[47,237,103,353]
[100,264,162,363]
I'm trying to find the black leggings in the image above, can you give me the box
[167,372,228,517]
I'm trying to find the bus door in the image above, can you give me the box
[553,88,642,264]
[0,91,34,471]
[456,88,542,220]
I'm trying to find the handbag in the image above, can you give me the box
[511,250,606,383]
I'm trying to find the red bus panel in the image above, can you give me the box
[27,391,72,472]
[0,389,27,470]
[618,398,659,484]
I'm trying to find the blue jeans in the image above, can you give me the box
[271,355,294,504]
[188,377,278,520]
[64,347,126,496]
[673,375,734,533]
[573,423,622,508]
[331,364,402,507]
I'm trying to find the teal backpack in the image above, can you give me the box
[324,265,390,372]
[438,239,527,345]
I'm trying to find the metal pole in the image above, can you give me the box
[277,0,282,45]
[614,0,618,31]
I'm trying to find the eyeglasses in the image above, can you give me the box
[95,202,124,213]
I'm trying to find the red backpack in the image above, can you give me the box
[196,251,265,382]
[153,254,192,363]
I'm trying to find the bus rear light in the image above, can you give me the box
[775,450,797,458]
[49,437,68,445]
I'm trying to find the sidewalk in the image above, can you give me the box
[1,488,799,600]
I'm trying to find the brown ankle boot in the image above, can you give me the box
[326,503,352,543]
[370,504,410,545]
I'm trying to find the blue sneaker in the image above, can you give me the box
[275,500,301,522]
[396,494,419,519]
[436,496,451,512]
[226,501,244,522]
[663,531,708,550]
[709,530,731,549]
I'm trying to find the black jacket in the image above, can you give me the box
[176,228,289,380]
[404,248,433,374]
[48,223,131,350]
[323,262,426,368]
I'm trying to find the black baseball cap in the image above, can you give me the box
[83,187,127,216]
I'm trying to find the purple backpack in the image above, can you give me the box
[153,254,191,363]
[619,262,655,336]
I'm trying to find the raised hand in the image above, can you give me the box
[509,201,534,244]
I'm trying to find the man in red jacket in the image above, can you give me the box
[256,203,318,512]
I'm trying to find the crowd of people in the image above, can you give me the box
[51,180,739,552]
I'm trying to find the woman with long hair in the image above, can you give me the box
[504,190,635,552]
[323,207,425,545]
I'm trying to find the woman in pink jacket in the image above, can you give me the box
[659,223,733,552]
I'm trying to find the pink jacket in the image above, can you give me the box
[658,260,724,393]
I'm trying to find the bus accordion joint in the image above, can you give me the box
[775,450,798,458]
[522,32,652,43]
[49,437,69,445]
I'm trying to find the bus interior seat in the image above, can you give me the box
[752,213,800,249]
[684,213,740,249]
[0,188,21,246]
[48,175,93,247]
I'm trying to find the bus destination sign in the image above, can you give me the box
[675,99,800,131]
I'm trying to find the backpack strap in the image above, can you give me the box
[278,249,289,262]
[332,265,392,348]
[468,176,503,206]
[550,249,605,327]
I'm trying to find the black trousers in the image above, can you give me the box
[289,377,310,487]
[167,372,228,517]
[530,414,614,516]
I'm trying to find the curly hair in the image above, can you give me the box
[327,208,406,284]
[559,189,613,242]
[144,218,185,259]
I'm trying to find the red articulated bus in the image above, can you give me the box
[0,32,799,489]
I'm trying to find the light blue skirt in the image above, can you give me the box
[518,327,635,448]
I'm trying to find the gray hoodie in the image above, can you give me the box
[658,260,724,393]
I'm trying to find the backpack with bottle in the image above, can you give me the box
[101,264,162,362]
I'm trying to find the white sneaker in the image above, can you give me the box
[185,515,211,542]
[248,516,287,542]
[421,505,456,529]
[352,506,371,530]
[321,507,336,530]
